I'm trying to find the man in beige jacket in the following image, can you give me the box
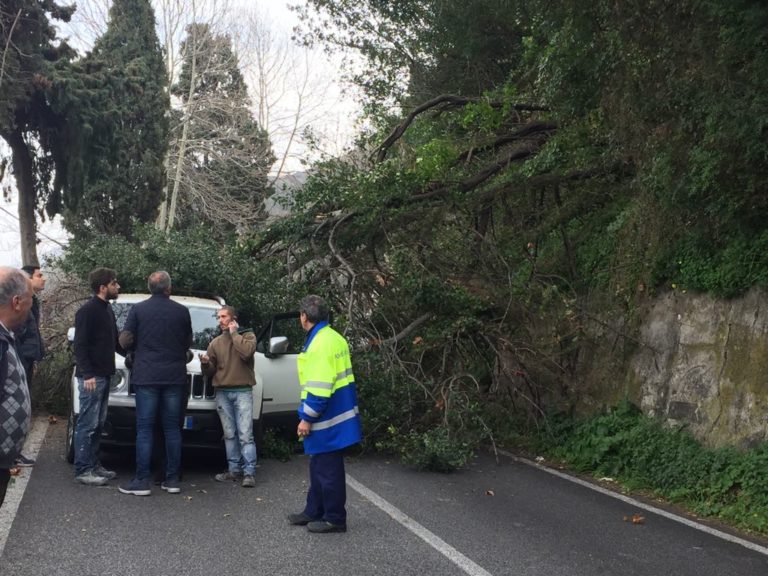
[199,306,258,487]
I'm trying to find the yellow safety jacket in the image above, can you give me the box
[297,321,362,454]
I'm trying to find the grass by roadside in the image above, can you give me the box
[499,401,768,539]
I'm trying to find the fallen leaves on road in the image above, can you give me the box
[48,415,58,424]
[599,477,615,482]
[623,513,646,525]
[535,456,545,463]
[183,496,193,501]
[223,513,231,517]
[485,490,495,496]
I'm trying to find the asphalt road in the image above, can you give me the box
[1,420,767,576]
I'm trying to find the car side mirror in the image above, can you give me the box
[266,336,289,358]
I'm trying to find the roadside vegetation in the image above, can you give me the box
[5,0,768,536]
[529,402,768,536]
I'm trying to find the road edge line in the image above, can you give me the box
[498,448,768,558]
[346,473,495,576]
[0,416,49,559]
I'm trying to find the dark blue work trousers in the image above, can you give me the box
[303,449,347,525]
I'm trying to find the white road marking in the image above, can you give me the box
[0,416,49,559]
[499,449,768,557]
[346,474,494,576]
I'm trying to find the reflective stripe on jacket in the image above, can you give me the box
[297,322,362,454]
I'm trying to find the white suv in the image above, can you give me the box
[65,294,303,461]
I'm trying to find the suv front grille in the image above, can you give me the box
[189,373,215,399]
[128,374,215,400]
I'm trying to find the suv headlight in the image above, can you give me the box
[109,369,128,392]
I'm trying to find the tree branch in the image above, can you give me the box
[0,9,22,91]
[454,122,558,165]
[407,145,540,204]
[376,313,431,348]
[374,95,550,162]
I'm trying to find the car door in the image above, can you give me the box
[255,312,302,418]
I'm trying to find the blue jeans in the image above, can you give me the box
[216,388,257,476]
[135,385,184,482]
[74,376,109,475]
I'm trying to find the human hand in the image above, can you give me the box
[198,353,209,364]
[228,320,239,334]
[297,420,311,438]
[84,377,97,392]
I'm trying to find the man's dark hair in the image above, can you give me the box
[88,268,117,294]
[21,265,40,277]
[219,305,237,319]
[148,271,171,295]
[299,295,329,324]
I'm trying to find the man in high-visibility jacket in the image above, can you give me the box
[288,295,362,533]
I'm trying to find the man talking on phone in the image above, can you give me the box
[199,306,258,488]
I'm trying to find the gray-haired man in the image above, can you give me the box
[0,267,34,508]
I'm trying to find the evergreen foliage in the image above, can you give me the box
[292,0,524,113]
[0,0,76,265]
[268,0,768,476]
[58,223,305,328]
[54,0,768,505]
[164,23,274,230]
[56,0,169,237]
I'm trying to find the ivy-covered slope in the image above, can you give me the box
[254,0,768,460]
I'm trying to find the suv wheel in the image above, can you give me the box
[254,416,264,449]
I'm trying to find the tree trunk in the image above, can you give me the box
[4,128,39,266]
[166,22,198,231]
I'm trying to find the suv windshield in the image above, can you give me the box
[111,302,220,350]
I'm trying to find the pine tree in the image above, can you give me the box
[64,0,169,236]
[161,23,274,232]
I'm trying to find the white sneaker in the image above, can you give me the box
[75,470,109,486]
[93,464,117,480]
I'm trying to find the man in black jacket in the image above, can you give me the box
[118,271,192,496]
[72,268,122,486]
[17,265,46,381]
[0,267,33,508]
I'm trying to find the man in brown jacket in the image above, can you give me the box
[199,306,258,487]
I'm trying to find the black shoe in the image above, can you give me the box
[161,479,181,494]
[287,512,314,526]
[307,520,347,533]
[15,454,35,467]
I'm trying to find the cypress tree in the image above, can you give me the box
[65,0,169,236]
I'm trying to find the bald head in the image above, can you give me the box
[148,270,172,295]
[0,267,33,331]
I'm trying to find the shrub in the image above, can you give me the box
[535,401,768,534]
